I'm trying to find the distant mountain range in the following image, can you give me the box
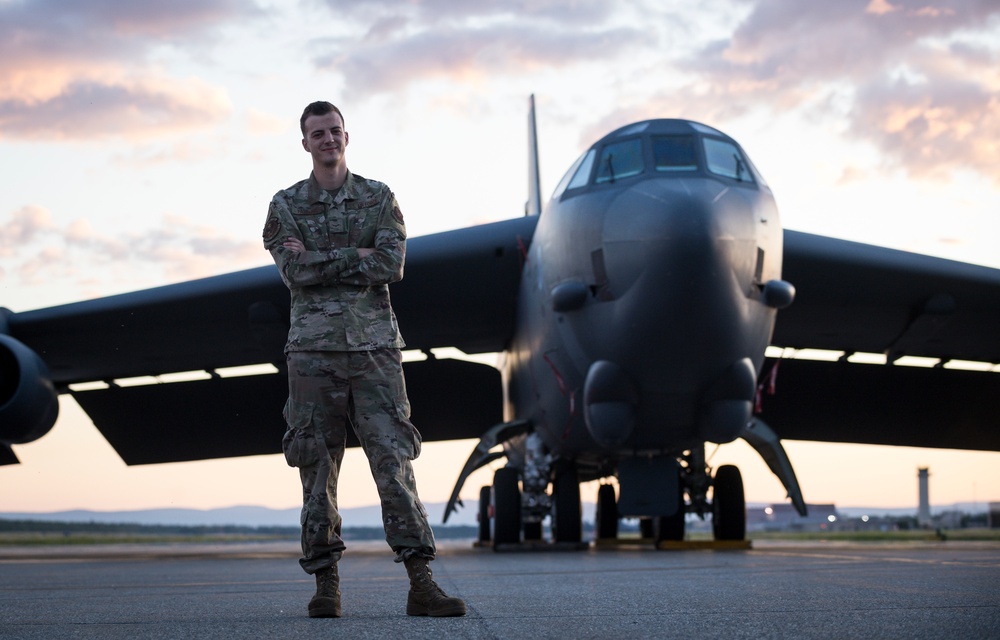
[0,503,464,528]
[0,501,594,529]
[0,501,989,528]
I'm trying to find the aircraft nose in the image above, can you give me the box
[599,181,751,298]
[586,179,762,446]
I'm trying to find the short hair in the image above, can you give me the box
[299,101,345,136]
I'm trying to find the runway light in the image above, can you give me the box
[862,515,869,522]
[764,507,773,516]
[827,515,837,523]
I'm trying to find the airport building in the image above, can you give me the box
[990,502,1000,529]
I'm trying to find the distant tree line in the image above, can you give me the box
[0,519,479,540]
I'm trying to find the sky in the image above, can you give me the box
[2,0,999,518]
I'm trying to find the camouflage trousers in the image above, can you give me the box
[283,349,436,574]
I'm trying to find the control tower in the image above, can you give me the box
[917,467,931,527]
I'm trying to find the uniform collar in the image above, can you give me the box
[307,171,360,206]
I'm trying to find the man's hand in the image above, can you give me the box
[284,236,373,258]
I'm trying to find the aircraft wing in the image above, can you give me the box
[761,230,1000,452]
[3,216,537,465]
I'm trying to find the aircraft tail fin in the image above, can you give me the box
[526,94,542,216]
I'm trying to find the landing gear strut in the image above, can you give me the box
[654,476,686,543]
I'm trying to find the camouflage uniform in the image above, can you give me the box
[263,171,435,574]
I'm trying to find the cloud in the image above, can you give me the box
[319,24,656,97]
[310,0,653,97]
[0,77,232,141]
[649,0,1000,181]
[0,0,261,140]
[0,206,56,252]
[850,73,1000,180]
[245,108,288,136]
[0,206,262,297]
[319,0,616,26]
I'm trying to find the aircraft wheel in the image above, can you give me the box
[552,460,582,543]
[477,485,491,543]
[655,478,686,543]
[595,484,619,540]
[712,464,746,541]
[492,468,521,547]
[523,521,543,541]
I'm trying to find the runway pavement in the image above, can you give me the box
[1,538,998,639]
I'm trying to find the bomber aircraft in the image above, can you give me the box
[2,97,999,546]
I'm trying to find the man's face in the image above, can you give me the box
[301,111,349,168]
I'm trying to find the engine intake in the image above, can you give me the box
[0,334,59,448]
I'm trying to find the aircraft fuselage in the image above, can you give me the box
[504,120,784,482]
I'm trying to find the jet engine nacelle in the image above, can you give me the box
[0,334,59,447]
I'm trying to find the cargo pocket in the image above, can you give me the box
[393,399,421,460]
[281,401,321,468]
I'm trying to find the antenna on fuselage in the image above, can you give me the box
[526,94,542,217]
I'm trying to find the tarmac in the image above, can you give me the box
[1,538,999,639]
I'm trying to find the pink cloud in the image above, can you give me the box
[316,24,656,97]
[664,0,1000,181]
[0,0,260,140]
[0,78,232,141]
[0,206,264,301]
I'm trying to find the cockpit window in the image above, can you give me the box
[551,149,592,200]
[653,135,697,172]
[704,138,752,182]
[595,138,644,184]
[565,149,596,191]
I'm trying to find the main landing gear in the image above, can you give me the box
[610,462,747,546]
[479,459,584,548]
[478,457,748,549]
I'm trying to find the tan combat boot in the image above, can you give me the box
[403,556,467,617]
[308,565,341,618]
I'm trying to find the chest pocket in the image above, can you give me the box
[345,196,382,247]
[326,214,348,250]
[294,203,349,251]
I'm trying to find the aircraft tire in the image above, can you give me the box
[477,485,491,543]
[492,468,521,547]
[712,464,746,541]
[552,460,582,543]
[595,484,619,540]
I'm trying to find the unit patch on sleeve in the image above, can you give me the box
[262,217,281,243]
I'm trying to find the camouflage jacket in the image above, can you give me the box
[262,171,407,352]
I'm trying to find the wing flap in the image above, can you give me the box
[393,216,537,353]
[776,230,1000,363]
[757,358,1000,451]
[71,358,500,465]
